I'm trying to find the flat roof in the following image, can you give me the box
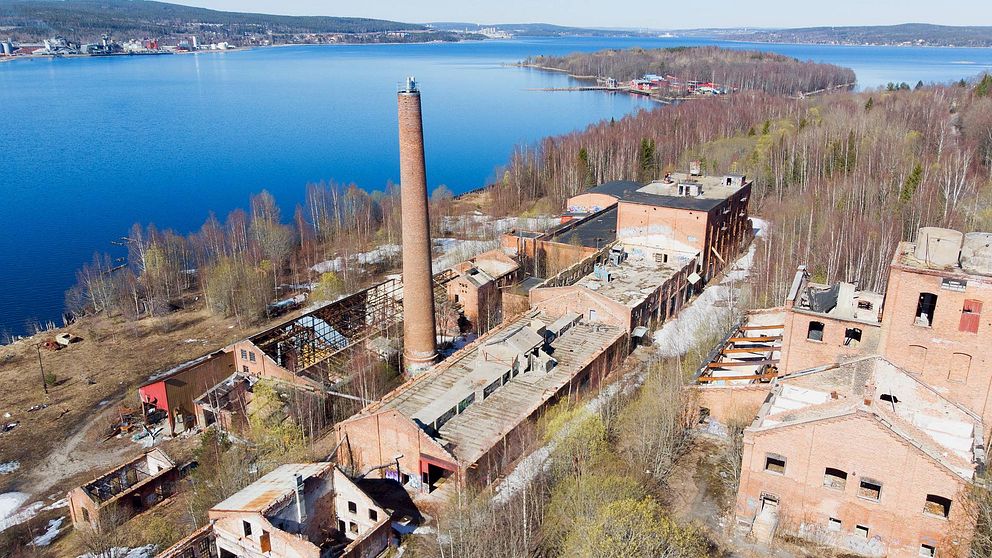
[754,357,983,480]
[212,462,332,513]
[366,312,624,465]
[582,174,748,212]
[550,206,618,249]
[573,236,697,308]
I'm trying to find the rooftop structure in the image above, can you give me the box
[335,310,627,491]
[573,237,698,308]
[573,172,750,213]
[786,268,884,326]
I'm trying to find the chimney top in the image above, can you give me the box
[400,76,419,95]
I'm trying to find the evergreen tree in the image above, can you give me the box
[638,138,657,182]
[976,74,992,98]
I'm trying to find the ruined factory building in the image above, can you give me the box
[565,168,752,281]
[736,356,984,558]
[778,266,884,373]
[159,463,391,558]
[138,350,237,436]
[334,310,627,493]
[68,448,177,532]
[531,236,702,336]
[235,278,402,387]
[444,248,523,335]
[876,227,992,429]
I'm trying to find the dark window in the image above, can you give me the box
[920,544,937,557]
[400,473,410,485]
[764,454,786,474]
[338,519,346,532]
[807,321,825,341]
[240,349,247,359]
[453,294,460,303]
[249,351,256,362]
[859,479,882,501]
[960,299,982,333]
[924,494,952,518]
[242,520,252,537]
[81,508,90,524]
[844,327,862,345]
[916,293,938,326]
[458,393,475,413]
[347,501,357,513]
[349,521,358,534]
[242,365,249,374]
[435,406,457,429]
[369,509,379,521]
[823,468,847,490]
[484,379,501,399]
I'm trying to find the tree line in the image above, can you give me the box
[65,180,461,327]
[524,46,856,95]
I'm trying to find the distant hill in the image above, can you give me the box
[719,23,992,48]
[0,0,475,45]
[428,21,642,37]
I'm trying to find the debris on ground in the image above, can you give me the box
[2,422,18,433]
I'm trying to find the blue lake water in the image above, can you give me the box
[2,36,992,336]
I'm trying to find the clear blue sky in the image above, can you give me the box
[167,0,990,29]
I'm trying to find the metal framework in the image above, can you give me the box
[250,278,404,383]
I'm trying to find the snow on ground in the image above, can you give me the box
[43,497,68,511]
[30,516,64,546]
[432,239,499,272]
[78,546,157,558]
[495,221,768,504]
[0,492,42,533]
[0,461,19,474]
[312,244,402,274]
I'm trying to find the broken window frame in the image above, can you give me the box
[854,524,870,538]
[858,478,883,501]
[347,501,357,514]
[827,517,842,532]
[915,293,938,327]
[923,494,952,519]
[919,544,937,558]
[764,453,786,475]
[807,321,825,342]
[823,467,848,491]
[844,327,862,346]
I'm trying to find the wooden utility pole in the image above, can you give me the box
[36,345,48,395]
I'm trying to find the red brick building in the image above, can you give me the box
[565,171,752,282]
[778,267,884,373]
[878,229,992,427]
[334,310,627,492]
[444,249,523,334]
[736,357,982,558]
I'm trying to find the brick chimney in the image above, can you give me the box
[398,77,438,373]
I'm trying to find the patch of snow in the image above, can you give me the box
[78,545,157,558]
[0,461,19,474]
[0,492,42,533]
[30,516,64,546]
[43,497,68,511]
[97,400,110,407]
[312,244,401,274]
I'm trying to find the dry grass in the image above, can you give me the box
[0,305,259,499]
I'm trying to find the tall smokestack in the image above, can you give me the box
[398,77,438,373]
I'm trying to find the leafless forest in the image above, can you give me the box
[488,80,992,306]
[524,46,856,95]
